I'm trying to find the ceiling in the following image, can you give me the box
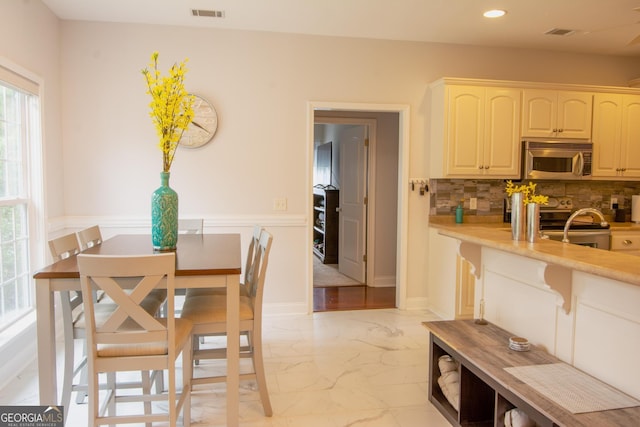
[41,0,640,57]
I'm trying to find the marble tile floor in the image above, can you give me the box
[0,309,450,426]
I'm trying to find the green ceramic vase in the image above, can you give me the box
[151,171,178,250]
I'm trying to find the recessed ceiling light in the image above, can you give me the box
[483,9,507,18]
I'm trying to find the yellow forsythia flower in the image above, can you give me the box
[142,52,195,172]
[505,180,549,205]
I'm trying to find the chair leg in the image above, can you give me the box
[141,371,152,427]
[251,330,272,416]
[182,336,192,427]
[60,338,74,412]
[106,373,116,427]
[75,348,89,404]
[60,291,75,411]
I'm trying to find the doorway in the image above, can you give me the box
[310,106,405,312]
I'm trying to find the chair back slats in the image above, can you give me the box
[91,276,165,334]
[49,233,81,261]
[178,218,204,234]
[77,225,103,250]
[249,230,273,312]
[244,225,263,293]
[78,253,176,348]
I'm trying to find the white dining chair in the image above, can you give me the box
[178,218,204,234]
[78,253,193,427]
[49,232,166,413]
[180,230,273,416]
[48,233,90,408]
[186,225,262,298]
[77,225,103,250]
[185,225,263,355]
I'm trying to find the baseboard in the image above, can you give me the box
[370,275,396,288]
[263,302,310,316]
[404,297,429,310]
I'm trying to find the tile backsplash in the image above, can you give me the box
[429,179,640,220]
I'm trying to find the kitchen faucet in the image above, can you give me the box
[562,208,608,243]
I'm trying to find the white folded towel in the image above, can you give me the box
[437,372,460,411]
[438,354,458,374]
[505,408,537,427]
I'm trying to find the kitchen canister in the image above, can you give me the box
[632,195,640,223]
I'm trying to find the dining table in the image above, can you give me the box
[33,233,242,426]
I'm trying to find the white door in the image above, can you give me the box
[338,125,367,283]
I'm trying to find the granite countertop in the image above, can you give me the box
[429,221,640,287]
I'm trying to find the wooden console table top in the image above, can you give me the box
[423,320,640,426]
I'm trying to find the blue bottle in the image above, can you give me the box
[455,202,464,224]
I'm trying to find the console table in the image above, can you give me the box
[423,320,640,426]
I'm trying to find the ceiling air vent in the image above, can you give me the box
[544,28,576,37]
[192,9,226,18]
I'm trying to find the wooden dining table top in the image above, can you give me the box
[34,233,242,279]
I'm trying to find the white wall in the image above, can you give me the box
[4,4,640,314]
[0,0,62,391]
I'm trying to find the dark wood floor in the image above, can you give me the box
[313,285,396,312]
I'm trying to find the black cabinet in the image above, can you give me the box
[313,188,339,264]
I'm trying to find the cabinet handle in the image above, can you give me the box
[623,239,633,245]
[558,129,564,133]
[552,129,558,133]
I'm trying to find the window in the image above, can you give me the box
[0,66,41,332]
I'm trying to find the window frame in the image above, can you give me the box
[0,57,45,350]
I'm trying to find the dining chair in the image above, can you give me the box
[77,253,193,427]
[186,225,262,298]
[48,232,166,413]
[185,225,262,355]
[178,218,204,234]
[77,225,103,250]
[180,230,273,416]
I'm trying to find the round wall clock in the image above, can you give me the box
[179,95,218,148]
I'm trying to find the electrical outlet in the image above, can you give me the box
[273,198,287,211]
[611,197,618,208]
[470,197,477,210]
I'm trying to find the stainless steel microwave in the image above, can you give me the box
[522,139,593,180]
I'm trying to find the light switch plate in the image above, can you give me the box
[273,198,287,211]
[470,198,477,210]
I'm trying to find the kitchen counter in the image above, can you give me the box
[429,222,640,287]
[428,220,640,402]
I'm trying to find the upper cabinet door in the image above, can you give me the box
[592,93,640,180]
[592,93,623,178]
[522,90,592,139]
[522,90,556,138]
[556,92,593,139]
[445,86,485,175]
[620,95,640,178]
[483,88,521,176]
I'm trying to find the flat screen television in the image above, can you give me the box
[314,141,332,186]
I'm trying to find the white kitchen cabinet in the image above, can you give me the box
[427,228,475,320]
[522,89,593,139]
[610,230,640,256]
[430,83,521,178]
[592,93,640,179]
